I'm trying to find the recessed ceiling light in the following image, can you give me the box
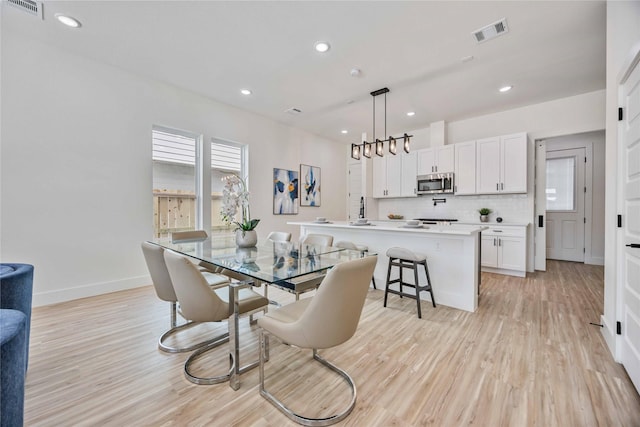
[341,130,348,134]
[55,14,81,28]
[499,85,513,93]
[407,111,416,117]
[314,41,330,53]
[240,89,252,96]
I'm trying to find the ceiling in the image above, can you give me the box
[2,1,606,144]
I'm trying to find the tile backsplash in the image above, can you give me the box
[377,193,531,223]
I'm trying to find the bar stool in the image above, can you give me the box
[384,247,435,318]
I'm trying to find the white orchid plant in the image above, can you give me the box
[220,174,259,235]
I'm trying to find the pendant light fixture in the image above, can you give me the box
[351,87,412,160]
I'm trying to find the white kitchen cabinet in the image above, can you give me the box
[481,225,527,277]
[400,151,417,197]
[500,133,527,193]
[417,145,454,175]
[454,141,476,194]
[372,156,386,198]
[372,152,416,198]
[476,133,527,194]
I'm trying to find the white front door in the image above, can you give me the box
[546,148,586,262]
[348,162,362,221]
[619,52,640,394]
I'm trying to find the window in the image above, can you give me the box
[546,156,575,211]
[211,140,246,232]
[152,127,199,238]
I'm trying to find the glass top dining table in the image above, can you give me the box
[149,237,365,286]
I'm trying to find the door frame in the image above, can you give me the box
[535,141,546,271]
[534,135,596,269]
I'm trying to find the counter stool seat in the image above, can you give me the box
[384,247,435,318]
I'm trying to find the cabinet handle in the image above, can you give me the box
[494,230,503,232]
[493,238,496,246]
[435,166,438,172]
[414,188,416,194]
[496,183,499,191]
[498,238,501,246]
[501,182,504,190]
[454,185,457,193]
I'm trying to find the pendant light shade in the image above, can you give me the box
[351,143,361,160]
[363,142,372,158]
[350,87,412,160]
[375,139,384,157]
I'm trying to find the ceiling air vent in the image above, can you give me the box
[284,108,302,115]
[472,18,508,44]
[6,0,43,18]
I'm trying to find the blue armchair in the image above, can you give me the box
[0,309,27,427]
[0,263,34,372]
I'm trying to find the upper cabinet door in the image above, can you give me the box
[436,145,455,173]
[500,133,527,193]
[372,155,387,198]
[400,151,418,197]
[417,148,436,175]
[476,137,501,194]
[454,141,476,194]
[385,154,403,197]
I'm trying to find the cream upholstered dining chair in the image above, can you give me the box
[335,241,377,289]
[164,250,268,388]
[170,230,208,243]
[141,242,229,353]
[300,233,333,246]
[266,231,292,242]
[258,255,377,426]
[282,233,335,300]
[170,230,231,276]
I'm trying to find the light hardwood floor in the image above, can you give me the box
[25,261,640,426]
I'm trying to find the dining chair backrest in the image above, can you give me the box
[301,233,334,247]
[141,242,177,303]
[163,250,229,322]
[267,231,292,242]
[335,241,358,250]
[289,255,376,349]
[171,230,208,243]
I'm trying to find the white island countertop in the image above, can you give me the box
[289,220,485,312]
[288,221,487,235]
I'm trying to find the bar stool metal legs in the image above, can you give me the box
[384,248,435,318]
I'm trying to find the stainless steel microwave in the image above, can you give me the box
[416,173,454,195]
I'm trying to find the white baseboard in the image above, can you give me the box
[600,314,620,362]
[33,274,151,307]
[585,256,604,266]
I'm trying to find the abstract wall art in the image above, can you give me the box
[273,168,299,215]
[300,164,321,207]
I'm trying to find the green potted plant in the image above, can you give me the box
[478,208,492,223]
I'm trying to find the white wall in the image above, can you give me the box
[602,1,640,359]
[376,90,605,271]
[0,32,346,306]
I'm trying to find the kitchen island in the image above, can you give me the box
[289,221,485,312]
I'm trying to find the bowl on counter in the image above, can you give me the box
[406,219,420,226]
[387,214,404,220]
